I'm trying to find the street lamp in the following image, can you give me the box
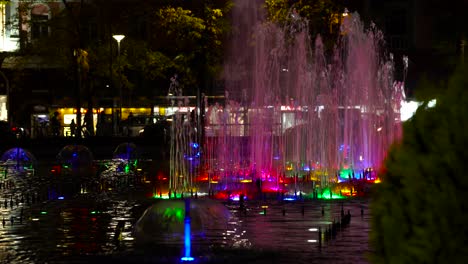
[112,34,125,135]
[113,34,125,56]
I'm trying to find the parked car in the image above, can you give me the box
[140,117,171,140]
[120,115,167,137]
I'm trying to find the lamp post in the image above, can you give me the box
[113,34,125,56]
[112,34,125,134]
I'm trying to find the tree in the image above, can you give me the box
[151,3,231,94]
[7,0,143,136]
[370,65,468,263]
[72,0,232,97]
[61,0,90,137]
[264,0,346,50]
[5,0,92,136]
[5,0,232,136]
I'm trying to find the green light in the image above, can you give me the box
[124,164,130,173]
[339,168,353,178]
[175,208,183,220]
[317,188,346,200]
[40,211,47,215]
[163,207,185,222]
[91,211,96,214]
[153,194,170,199]
[63,165,69,169]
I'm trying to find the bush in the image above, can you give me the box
[370,66,468,264]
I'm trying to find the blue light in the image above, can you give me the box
[303,166,310,171]
[182,199,194,262]
[339,144,350,152]
[284,197,296,201]
[72,152,78,157]
[58,196,64,200]
[191,143,199,149]
[184,218,192,259]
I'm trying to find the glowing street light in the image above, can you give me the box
[112,34,125,56]
[112,34,125,134]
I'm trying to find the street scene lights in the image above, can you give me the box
[112,34,125,135]
[113,34,125,55]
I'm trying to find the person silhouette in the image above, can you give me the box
[70,119,76,137]
[50,111,61,137]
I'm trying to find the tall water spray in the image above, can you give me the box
[203,0,404,188]
[168,75,200,192]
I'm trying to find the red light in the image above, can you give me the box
[50,165,61,175]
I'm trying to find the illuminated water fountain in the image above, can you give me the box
[1,147,36,170]
[0,147,36,182]
[98,143,140,190]
[109,142,139,174]
[200,1,404,198]
[57,145,94,171]
[165,1,405,200]
[51,145,95,198]
[133,199,231,246]
[168,90,200,195]
[113,142,138,161]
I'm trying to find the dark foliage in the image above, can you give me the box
[370,65,468,263]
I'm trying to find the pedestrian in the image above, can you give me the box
[82,112,93,137]
[50,111,61,137]
[70,119,76,137]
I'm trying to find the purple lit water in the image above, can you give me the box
[201,0,404,190]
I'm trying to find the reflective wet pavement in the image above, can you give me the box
[0,168,372,264]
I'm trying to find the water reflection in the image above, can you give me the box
[0,162,371,263]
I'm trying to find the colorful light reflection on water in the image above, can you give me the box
[0,159,372,264]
